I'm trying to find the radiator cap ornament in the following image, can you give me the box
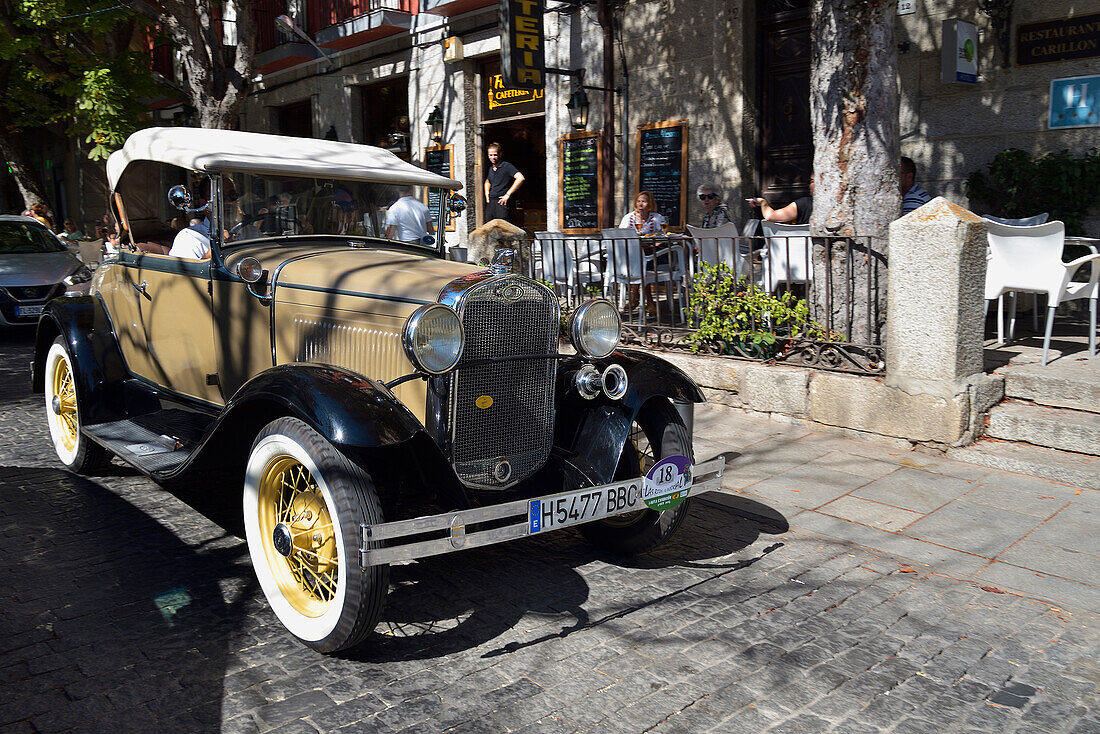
[489,248,516,274]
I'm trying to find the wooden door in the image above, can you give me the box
[758,0,812,207]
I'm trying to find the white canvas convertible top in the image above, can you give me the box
[107,127,463,191]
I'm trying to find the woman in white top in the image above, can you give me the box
[618,191,666,235]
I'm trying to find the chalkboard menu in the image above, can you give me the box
[422,145,455,232]
[635,120,688,229]
[559,132,601,233]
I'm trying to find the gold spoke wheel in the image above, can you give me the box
[257,456,339,618]
[51,353,78,453]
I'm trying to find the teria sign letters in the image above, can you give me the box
[500,0,545,90]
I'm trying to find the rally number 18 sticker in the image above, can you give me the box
[642,455,693,511]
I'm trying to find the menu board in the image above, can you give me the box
[635,120,688,229]
[559,132,601,233]
[422,145,455,232]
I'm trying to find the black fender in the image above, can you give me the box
[32,295,130,426]
[216,364,426,452]
[556,348,704,484]
[189,364,466,514]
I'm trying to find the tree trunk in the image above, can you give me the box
[0,127,49,209]
[136,0,256,130]
[809,0,899,345]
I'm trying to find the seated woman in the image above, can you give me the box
[618,190,666,234]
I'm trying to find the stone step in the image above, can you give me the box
[999,361,1100,414]
[986,401,1100,456]
[946,438,1100,490]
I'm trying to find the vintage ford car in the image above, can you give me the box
[32,128,725,653]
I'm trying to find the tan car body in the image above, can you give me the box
[94,244,478,422]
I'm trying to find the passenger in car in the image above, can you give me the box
[385,185,433,243]
[168,217,211,260]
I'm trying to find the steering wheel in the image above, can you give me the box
[228,213,267,238]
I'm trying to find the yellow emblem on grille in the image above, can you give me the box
[475,395,493,409]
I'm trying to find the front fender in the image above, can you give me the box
[32,295,129,425]
[221,364,426,451]
[556,348,704,484]
[613,348,706,410]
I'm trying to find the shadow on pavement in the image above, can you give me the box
[0,466,249,732]
[347,497,787,664]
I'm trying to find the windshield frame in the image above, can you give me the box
[213,173,447,259]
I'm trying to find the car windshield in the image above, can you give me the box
[221,172,441,249]
[0,221,65,254]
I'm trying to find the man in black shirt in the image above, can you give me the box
[747,176,814,224]
[483,142,525,223]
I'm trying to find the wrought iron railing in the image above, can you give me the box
[520,229,887,375]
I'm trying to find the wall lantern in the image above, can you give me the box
[566,87,590,131]
[426,105,444,143]
[977,0,1014,69]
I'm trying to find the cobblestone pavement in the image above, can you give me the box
[2,328,1097,733]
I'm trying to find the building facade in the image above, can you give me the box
[51,0,1100,238]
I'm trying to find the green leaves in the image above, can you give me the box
[0,0,160,160]
[687,262,824,358]
[966,148,1100,235]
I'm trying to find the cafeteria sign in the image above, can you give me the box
[484,73,545,120]
[500,0,545,90]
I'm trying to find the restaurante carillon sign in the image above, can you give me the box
[500,0,545,90]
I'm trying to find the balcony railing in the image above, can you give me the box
[308,0,416,33]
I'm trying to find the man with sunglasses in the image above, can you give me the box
[697,184,732,228]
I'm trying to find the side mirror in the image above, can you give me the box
[447,193,467,215]
[168,185,192,211]
[168,185,209,214]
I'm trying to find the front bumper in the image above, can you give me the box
[360,455,727,566]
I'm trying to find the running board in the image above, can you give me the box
[84,417,193,475]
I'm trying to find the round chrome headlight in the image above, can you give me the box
[569,299,621,359]
[402,304,464,375]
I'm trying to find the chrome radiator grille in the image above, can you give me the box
[449,277,558,489]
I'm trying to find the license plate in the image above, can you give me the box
[529,480,643,534]
[15,304,44,317]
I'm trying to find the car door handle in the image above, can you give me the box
[132,280,151,301]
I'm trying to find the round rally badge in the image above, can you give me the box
[642,455,693,511]
[475,395,494,409]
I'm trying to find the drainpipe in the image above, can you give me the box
[598,0,614,229]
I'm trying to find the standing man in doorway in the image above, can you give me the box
[484,142,525,223]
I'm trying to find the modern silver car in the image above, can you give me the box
[0,215,92,326]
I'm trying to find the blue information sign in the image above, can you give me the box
[1049,75,1100,129]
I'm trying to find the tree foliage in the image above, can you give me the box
[966,148,1100,236]
[0,0,162,159]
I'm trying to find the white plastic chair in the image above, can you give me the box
[686,223,754,283]
[981,213,1049,226]
[600,228,650,308]
[760,221,813,293]
[533,231,602,305]
[984,220,1100,365]
[600,228,685,319]
[980,216,1050,335]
